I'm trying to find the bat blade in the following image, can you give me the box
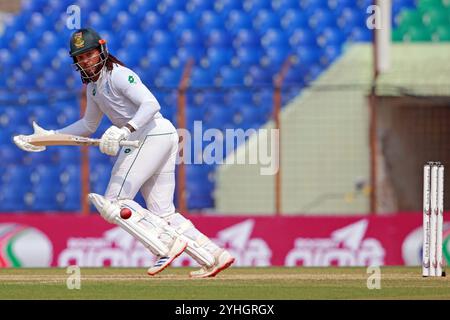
[28,134,100,146]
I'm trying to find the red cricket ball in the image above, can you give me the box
[120,208,132,219]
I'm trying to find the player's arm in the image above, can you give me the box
[57,87,103,137]
[113,70,161,131]
[98,70,161,156]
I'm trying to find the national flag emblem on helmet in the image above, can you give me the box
[73,32,85,49]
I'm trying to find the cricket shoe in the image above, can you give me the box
[147,237,187,276]
[190,249,235,278]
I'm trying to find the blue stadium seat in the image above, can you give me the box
[186,180,214,209]
[349,27,373,42]
[206,29,232,48]
[155,67,183,88]
[261,29,290,48]
[260,46,291,69]
[0,107,29,128]
[244,65,273,86]
[12,68,35,89]
[187,0,215,12]
[289,28,318,46]
[117,48,144,68]
[60,164,81,187]
[193,91,224,106]
[90,164,113,184]
[170,11,197,34]
[26,12,49,34]
[26,91,50,105]
[38,31,62,51]
[203,103,234,129]
[57,184,81,211]
[202,47,233,71]
[337,8,366,34]
[281,10,309,33]
[320,45,342,67]
[2,165,32,186]
[253,10,281,32]
[294,45,322,65]
[113,11,136,32]
[178,30,203,47]
[120,30,142,49]
[100,0,130,18]
[151,30,176,48]
[0,146,25,164]
[186,105,205,128]
[142,47,175,70]
[0,186,27,211]
[224,90,253,105]
[243,0,273,15]
[273,0,299,15]
[24,150,58,166]
[55,147,81,165]
[304,63,324,83]
[189,67,215,88]
[328,0,356,13]
[200,11,226,30]
[157,0,186,16]
[28,185,60,211]
[233,29,260,48]
[30,165,61,184]
[214,0,242,15]
[89,12,110,31]
[252,88,273,109]
[129,0,158,14]
[29,105,59,129]
[56,106,79,127]
[215,66,246,87]
[299,0,328,12]
[233,47,262,67]
[38,69,67,89]
[317,27,347,47]
[0,49,18,72]
[356,0,373,10]
[186,164,210,181]
[21,0,47,13]
[10,125,34,137]
[233,104,263,127]
[284,65,307,85]
[226,10,253,32]
[284,85,303,104]
[187,193,214,209]
[140,12,167,33]
[172,47,204,67]
[309,8,337,31]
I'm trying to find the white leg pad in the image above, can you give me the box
[162,213,216,267]
[88,193,171,257]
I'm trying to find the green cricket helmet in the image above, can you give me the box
[69,28,108,83]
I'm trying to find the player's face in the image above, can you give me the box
[76,49,101,76]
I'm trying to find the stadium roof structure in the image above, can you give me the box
[375,43,450,97]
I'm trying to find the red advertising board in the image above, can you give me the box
[0,213,449,268]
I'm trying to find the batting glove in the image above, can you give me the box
[99,125,131,156]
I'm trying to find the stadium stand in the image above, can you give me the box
[0,0,447,212]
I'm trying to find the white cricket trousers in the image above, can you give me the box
[104,118,179,216]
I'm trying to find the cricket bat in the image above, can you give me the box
[27,133,140,148]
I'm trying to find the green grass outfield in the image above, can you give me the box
[0,267,449,300]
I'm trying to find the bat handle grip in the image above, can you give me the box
[119,140,140,148]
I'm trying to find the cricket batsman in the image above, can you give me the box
[13,28,235,278]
